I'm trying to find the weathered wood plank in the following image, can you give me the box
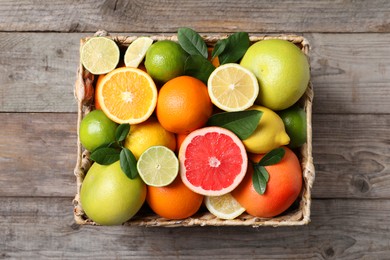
[1,197,390,259]
[1,0,390,33]
[0,33,389,114]
[0,113,389,199]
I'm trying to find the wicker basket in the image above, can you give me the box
[73,32,315,227]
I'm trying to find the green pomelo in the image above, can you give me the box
[240,39,310,110]
[80,161,146,225]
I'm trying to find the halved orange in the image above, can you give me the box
[96,67,157,124]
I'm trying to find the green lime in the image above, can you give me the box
[240,39,310,110]
[80,161,146,225]
[137,146,179,187]
[79,110,118,152]
[144,40,188,84]
[277,105,307,148]
[81,37,120,75]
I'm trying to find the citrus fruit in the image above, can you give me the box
[80,161,146,225]
[137,146,179,187]
[96,67,157,124]
[146,176,203,219]
[242,105,290,154]
[79,110,118,152]
[207,63,259,112]
[179,126,248,196]
[175,133,188,153]
[156,76,213,134]
[124,117,176,160]
[207,47,220,67]
[145,40,188,84]
[80,37,120,75]
[240,39,310,110]
[231,147,302,218]
[205,193,246,220]
[277,105,307,149]
[124,37,153,68]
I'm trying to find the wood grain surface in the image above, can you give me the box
[1,0,389,258]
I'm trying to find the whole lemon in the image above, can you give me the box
[79,110,118,152]
[145,40,188,84]
[243,105,290,154]
[240,39,310,110]
[124,117,176,160]
[80,161,146,225]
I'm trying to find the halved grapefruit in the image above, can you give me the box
[178,126,248,196]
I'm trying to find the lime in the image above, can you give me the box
[240,39,310,110]
[81,37,120,75]
[205,193,246,220]
[137,146,179,187]
[79,110,118,152]
[207,63,259,112]
[242,105,290,154]
[80,161,146,225]
[124,37,153,68]
[144,40,188,84]
[278,105,307,148]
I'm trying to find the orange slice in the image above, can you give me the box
[96,67,157,124]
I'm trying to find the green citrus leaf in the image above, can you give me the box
[178,27,208,58]
[211,39,227,60]
[120,148,138,179]
[206,110,262,140]
[252,165,268,195]
[184,55,215,84]
[258,147,286,166]
[218,32,250,64]
[90,147,120,165]
[115,123,130,143]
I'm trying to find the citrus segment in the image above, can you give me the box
[81,37,120,75]
[124,37,153,68]
[96,67,157,124]
[207,63,259,112]
[179,126,248,196]
[137,146,179,187]
[205,193,246,220]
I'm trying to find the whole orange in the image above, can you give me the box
[146,176,204,220]
[156,76,213,134]
[231,146,302,218]
[175,133,188,153]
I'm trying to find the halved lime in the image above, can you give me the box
[124,37,153,68]
[205,193,246,220]
[136,146,179,187]
[81,37,120,75]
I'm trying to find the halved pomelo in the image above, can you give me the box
[178,126,248,196]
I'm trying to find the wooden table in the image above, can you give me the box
[1,1,389,258]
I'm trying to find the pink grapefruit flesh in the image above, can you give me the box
[179,126,248,196]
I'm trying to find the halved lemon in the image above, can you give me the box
[96,67,157,124]
[205,193,246,220]
[207,63,259,112]
[124,37,153,68]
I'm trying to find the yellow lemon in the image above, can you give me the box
[124,117,176,160]
[243,105,290,154]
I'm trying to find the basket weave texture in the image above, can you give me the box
[73,32,315,227]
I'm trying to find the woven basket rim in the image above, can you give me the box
[73,32,315,227]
